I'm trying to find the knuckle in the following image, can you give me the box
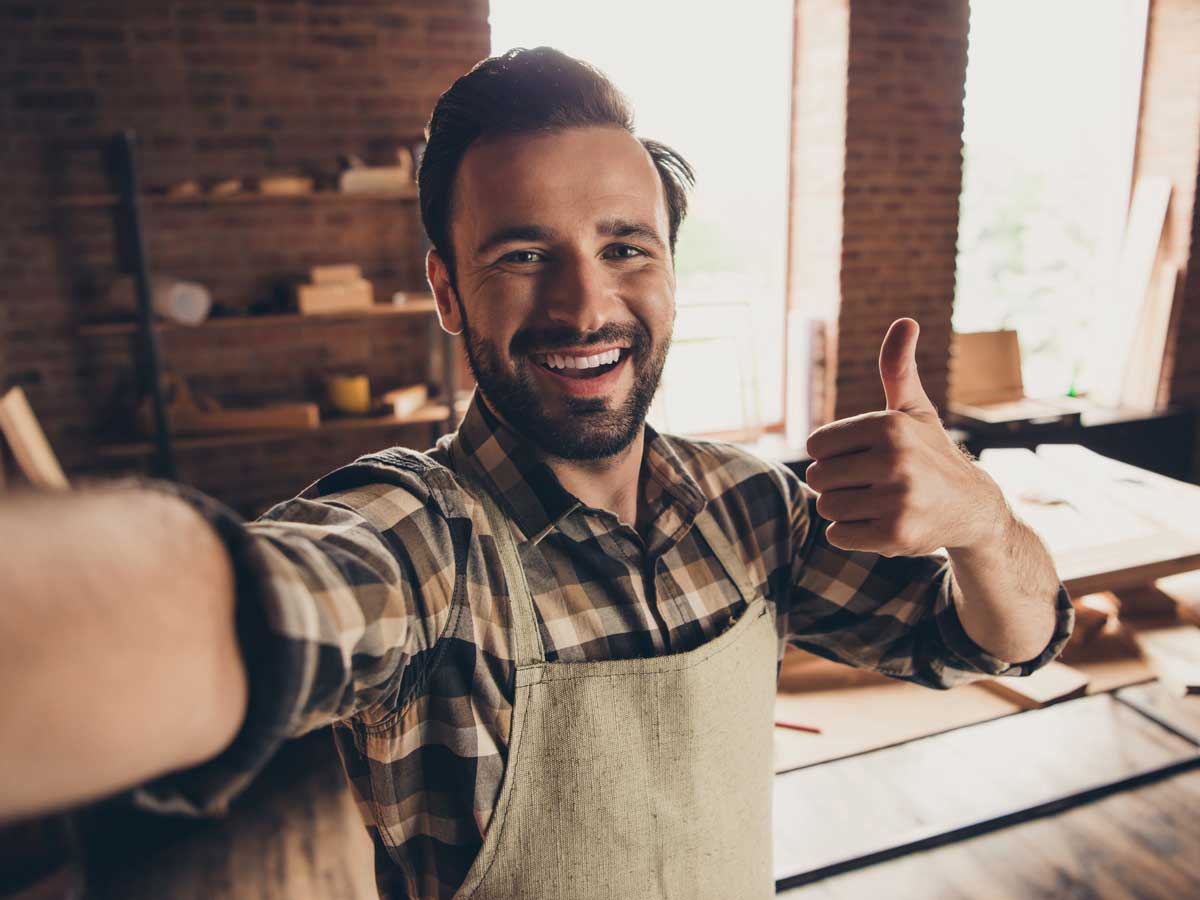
[882,451,906,483]
[804,462,824,491]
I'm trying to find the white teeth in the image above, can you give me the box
[535,348,623,369]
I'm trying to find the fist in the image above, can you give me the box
[803,319,1004,557]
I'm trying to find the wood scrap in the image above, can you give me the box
[1156,570,1200,625]
[1113,584,1183,621]
[310,263,363,285]
[258,174,314,196]
[1131,625,1200,696]
[1093,176,1171,409]
[139,373,319,436]
[0,387,69,490]
[296,278,373,315]
[208,178,242,197]
[164,179,202,199]
[979,661,1090,710]
[1070,593,1117,642]
[383,385,430,419]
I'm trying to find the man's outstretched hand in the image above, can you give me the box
[804,318,1007,557]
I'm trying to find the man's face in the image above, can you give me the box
[430,126,676,460]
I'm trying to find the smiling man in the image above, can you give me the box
[0,47,1073,900]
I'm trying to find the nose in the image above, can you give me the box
[540,253,615,333]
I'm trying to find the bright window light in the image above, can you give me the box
[955,0,1148,399]
[489,2,794,436]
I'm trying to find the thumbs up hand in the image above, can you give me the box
[804,319,1007,556]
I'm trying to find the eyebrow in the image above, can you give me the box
[473,217,667,259]
[474,224,559,259]
[596,217,667,252]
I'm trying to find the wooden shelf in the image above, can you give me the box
[78,300,437,336]
[58,190,418,209]
[96,404,451,459]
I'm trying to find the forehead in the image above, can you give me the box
[451,126,669,250]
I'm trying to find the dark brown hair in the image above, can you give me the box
[418,47,695,279]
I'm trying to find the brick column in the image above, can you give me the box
[787,0,969,429]
[836,0,969,420]
[1135,0,1200,478]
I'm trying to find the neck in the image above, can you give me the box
[540,429,646,529]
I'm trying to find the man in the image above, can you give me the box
[0,47,1071,900]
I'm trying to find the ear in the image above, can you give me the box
[426,249,463,336]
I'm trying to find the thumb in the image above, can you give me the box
[879,318,936,415]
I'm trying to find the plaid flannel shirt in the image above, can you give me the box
[136,392,1073,900]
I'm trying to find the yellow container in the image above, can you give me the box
[326,374,371,415]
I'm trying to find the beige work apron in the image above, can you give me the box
[452,459,778,900]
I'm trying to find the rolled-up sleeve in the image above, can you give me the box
[128,462,460,816]
[785,480,1073,690]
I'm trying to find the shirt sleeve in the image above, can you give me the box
[128,464,462,817]
[785,479,1074,690]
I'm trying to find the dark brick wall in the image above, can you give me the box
[0,0,489,514]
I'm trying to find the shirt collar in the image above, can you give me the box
[450,390,707,545]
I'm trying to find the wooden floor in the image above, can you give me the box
[779,766,1200,900]
[78,684,1200,899]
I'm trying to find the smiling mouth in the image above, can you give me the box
[530,348,627,380]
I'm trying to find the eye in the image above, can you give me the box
[605,244,646,260]
[500,249,544,265]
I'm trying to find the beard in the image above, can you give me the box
[460,315,670,461]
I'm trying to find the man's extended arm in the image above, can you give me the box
[0,487,246,821]
[791,319,1072,686]
[945,482,1061,664]
[1,456,462,822]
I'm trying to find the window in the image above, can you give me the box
[955,0,1149,399]
[489,1,794,436]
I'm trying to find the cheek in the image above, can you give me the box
[467,288,534,347]
[619,267,674,328]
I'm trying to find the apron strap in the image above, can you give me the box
[693,510,760,608]
[451,440,547,667]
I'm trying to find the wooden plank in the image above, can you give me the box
[1035,444,1200,541]
[1093,176,1171,409]
[774,681,1021,772]
[980,661,1090,710]
[0,387,69,490]
[1117,681,1200,744]
[978,446,1200,595]
[1157,569,1200,624]
[773,694,1199,888]
[1132,625,1200,696]
[778,765,1200,900]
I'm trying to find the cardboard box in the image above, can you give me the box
[948,330,1084,428]
[296,278,374,315]
[311,263,363,285]
[383,384,429,418]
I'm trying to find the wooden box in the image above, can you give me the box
[296,278,374,315]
